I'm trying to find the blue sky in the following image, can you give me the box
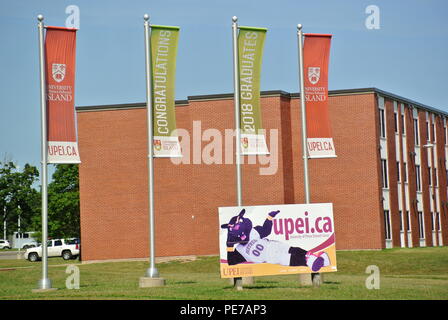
[0,0,447,172]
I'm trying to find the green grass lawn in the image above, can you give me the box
[0,247,447,300]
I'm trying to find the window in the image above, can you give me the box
[414,119,420,146]
[394,113,398,133]
[426,122,429,141]
[436,212,441,231]
[399,210,403,232]
[54,240,62,246]
[384,210,392,240]
[416,165,421,191]
[414,119,419,145]
[428,167,432,186]
[431,124,435,142]
[401,114,406,134]
[397,162,400,182]
[434,168,438,187]
[406,211,411,232]
[47,241,53,247]
[379,109,386,138]
[418,211,425,239]
[404,163,407,183]
[381,159,388,188]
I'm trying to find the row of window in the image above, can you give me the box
[384,210,442,241]
[381,159,440,191]
[379,107,448,145]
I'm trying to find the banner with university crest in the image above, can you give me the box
[150,25,182,157]
[238,27,269,155]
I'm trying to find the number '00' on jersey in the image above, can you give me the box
[235,229,291,266]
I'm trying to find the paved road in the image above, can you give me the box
[0,251,25,260]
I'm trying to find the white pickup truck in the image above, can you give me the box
[24,238,80,262]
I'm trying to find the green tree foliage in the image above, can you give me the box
[0,161,40,237]
[46,164,80,239]
[1,161,81,241]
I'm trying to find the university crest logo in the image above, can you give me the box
[154,139,162,151]
[308,67,320,85]
[52,63,66,83]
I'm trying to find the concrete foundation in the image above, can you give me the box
[139,277,166,288]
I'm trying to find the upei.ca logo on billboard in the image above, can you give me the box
[308,67,320,85]
[52,63,66,83]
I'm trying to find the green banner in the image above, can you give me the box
[150,25,181,157]
[238,26,269,155]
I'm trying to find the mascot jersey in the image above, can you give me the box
[234,228,291,266]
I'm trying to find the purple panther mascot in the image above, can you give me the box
[221,209,330,272]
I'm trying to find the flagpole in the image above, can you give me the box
[297,24,310,204]
[232,16,243,207]
[36,14,52,291]
[143,14,159,279]
[140,14,165,287]
[231,16,244,290]
[297,24,322,287]
[231,16,254,290]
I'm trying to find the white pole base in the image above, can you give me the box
[139,277,166,288]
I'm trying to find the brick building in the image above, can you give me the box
[76,88,448,261]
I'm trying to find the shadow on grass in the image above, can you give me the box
[222,280,342,291]
[323,281,341,285]
[170,280,197,285]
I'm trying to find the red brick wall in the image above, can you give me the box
[436,117,448,245]
[300,93,384,250]
[77,92,385,261]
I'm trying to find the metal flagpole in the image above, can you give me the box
[143,14,159,279]
[36,14,52,290]
[297,24,322,287]
[297,24,310,204]
[231,16,253,290]
[232,16,243,207]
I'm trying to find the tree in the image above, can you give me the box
[0,161,40,239]
[1,161,80,241]
[46,164,80,239]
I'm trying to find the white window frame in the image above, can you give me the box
[434,168,438,187]
[379,109,386,138]
[384,210,392,240]
[406,210,411,232]
[414,118,420,146]
[416,165,421,192]
[404,162,408,183]
[381,159,388,189]
[399,210,403,232]
[401,113,406,135]
[418,211,425,240]
[394,112,398,134]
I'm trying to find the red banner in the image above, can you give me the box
[303,34,336,158]
[45,26,80,163]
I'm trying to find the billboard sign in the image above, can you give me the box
[218,203,336,278]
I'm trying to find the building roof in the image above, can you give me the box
[76,87,448,117]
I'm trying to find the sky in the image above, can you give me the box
[0,0,447,174]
